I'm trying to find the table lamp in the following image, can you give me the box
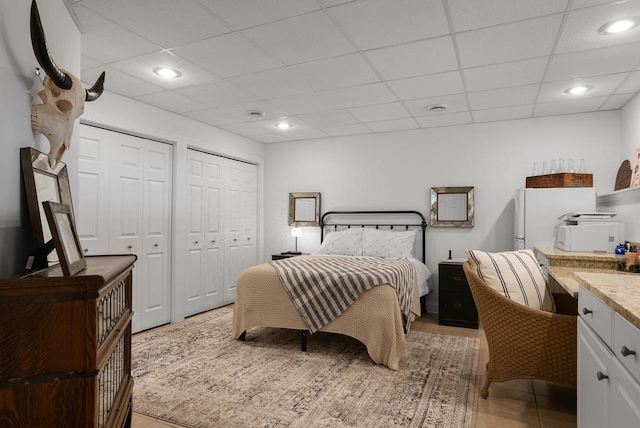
[291,227,302,254]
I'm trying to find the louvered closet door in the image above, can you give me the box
[78,124,173,334]
[185,150,206,317]
[224,160,257,305]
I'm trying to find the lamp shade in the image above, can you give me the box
[291,227,303,238]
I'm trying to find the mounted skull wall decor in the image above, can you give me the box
[30,0,105,167]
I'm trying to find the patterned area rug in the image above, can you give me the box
[132,306,479,428]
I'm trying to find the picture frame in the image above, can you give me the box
[42,201,87,276]
[631,147,640,187]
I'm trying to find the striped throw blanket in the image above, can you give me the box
[271,256,416,334]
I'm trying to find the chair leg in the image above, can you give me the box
[480,377,491,399]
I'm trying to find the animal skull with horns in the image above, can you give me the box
[30,0,105,167]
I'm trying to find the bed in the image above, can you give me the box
[232,211,431,370]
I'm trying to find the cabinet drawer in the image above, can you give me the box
[439,293,478,327]
[614,313,640,383]
[579,286,613,348]
[439,264,469,294]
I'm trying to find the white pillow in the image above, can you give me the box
[315,228,363,256]
[466,249,554,312]
[361,228,416,258]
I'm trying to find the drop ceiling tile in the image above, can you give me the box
[323,0,356,7]
[472,105,534,123]
[172,34,282,79]
[80,0,230,48]
[82,66,163,98]
[404,93,469,117]
[251,133,294,143]
[463,57,549,92]
[241,12,357,65]
[538,73,627,103]
[135,91,209,113]
[366,118,420,132]
[297,110,360,128]
[290,54,380,91]
[330,0,449,50]
[468,84,539,110]
[183,108,244,126]
[218,101,291,120]
[347,102,410,122]
[251,116,313,133]
[322,83,398,109]
[74,6,159,63]
[270,93,340,115]
[219,122,273,136]
[415,112,473,128]
[365,37,458,80]
[600,93,635,110]
[199,0,321,30]
[388,71,464,101]
[456,15,563,68]
[448,0,568,32]
[284,128,331,140]
[81,55,103,71]
[322,124,373,137]
[557,2,640,53]
[534,96,608,116]
[228,68,317,99]
[111,51,221,89]
[571,0,630,10]
[616,71,640,94]
[545,43,640,81]
[175,81,259,107]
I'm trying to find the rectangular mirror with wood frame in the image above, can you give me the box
[289,192,321,226]
[430,186,474,228]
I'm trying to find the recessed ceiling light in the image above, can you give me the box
[428,104,447,112]
[275,121,292,130]
[153,67,182,78]
[598,17,639,34]
[565,85,593,95]
[248,111,265,118]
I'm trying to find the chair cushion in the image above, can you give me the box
[466,249,554,312]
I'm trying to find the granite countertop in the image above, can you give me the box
[536,246,624,262]
[545,266,630,299]
[573,271,640,330]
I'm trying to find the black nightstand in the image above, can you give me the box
[271,252,307,260]
[438,260,478,329]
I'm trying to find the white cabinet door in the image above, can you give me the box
[611,358,640,428]
[578,317,612,428]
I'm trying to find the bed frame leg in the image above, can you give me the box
[301,330,307,352]
[239,331,246,341]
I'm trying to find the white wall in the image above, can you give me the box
[265,111,621,312]
[82,90,266,324]
[597,93,640,241]
[0,0,79,278]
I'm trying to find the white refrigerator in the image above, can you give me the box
[514,188,597,251]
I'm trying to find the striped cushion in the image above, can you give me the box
[466,249,554,312]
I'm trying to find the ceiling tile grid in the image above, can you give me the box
[66,0,640,142]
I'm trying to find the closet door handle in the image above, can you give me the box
[194,241,199,245]
[211,240,216,244]
[233,238,237,242]
[621,346,636,357]
[247,237,251,241]
[127,245,132,250]
[84,248,88,253]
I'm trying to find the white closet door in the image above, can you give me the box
[139,141,173,331]
[224,160,257,305]
[204,155,225,309]
[185,150,206,317]
[77,126,109,256]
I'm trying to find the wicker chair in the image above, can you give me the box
[463,262,577,398]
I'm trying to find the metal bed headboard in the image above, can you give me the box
[319,210,428,263]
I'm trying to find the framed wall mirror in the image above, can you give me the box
[21,147,74,260]
[289,192,321,226]
[430,186,474,228]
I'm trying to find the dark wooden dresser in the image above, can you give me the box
[0,255,136,428]
[438,259,478,329]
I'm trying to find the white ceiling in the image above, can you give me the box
[62,0,640,143]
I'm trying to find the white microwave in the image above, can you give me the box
[557,223,624,253]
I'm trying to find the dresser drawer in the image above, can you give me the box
[439,264,469,294]
[439,293,478,328]
[614,313,640,383]
[579,286,613,349]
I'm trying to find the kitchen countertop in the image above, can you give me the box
[573,271,640,330]
[536,246,624,268]
[545,266,631,299]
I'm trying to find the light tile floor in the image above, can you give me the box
[131,312,577,428]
